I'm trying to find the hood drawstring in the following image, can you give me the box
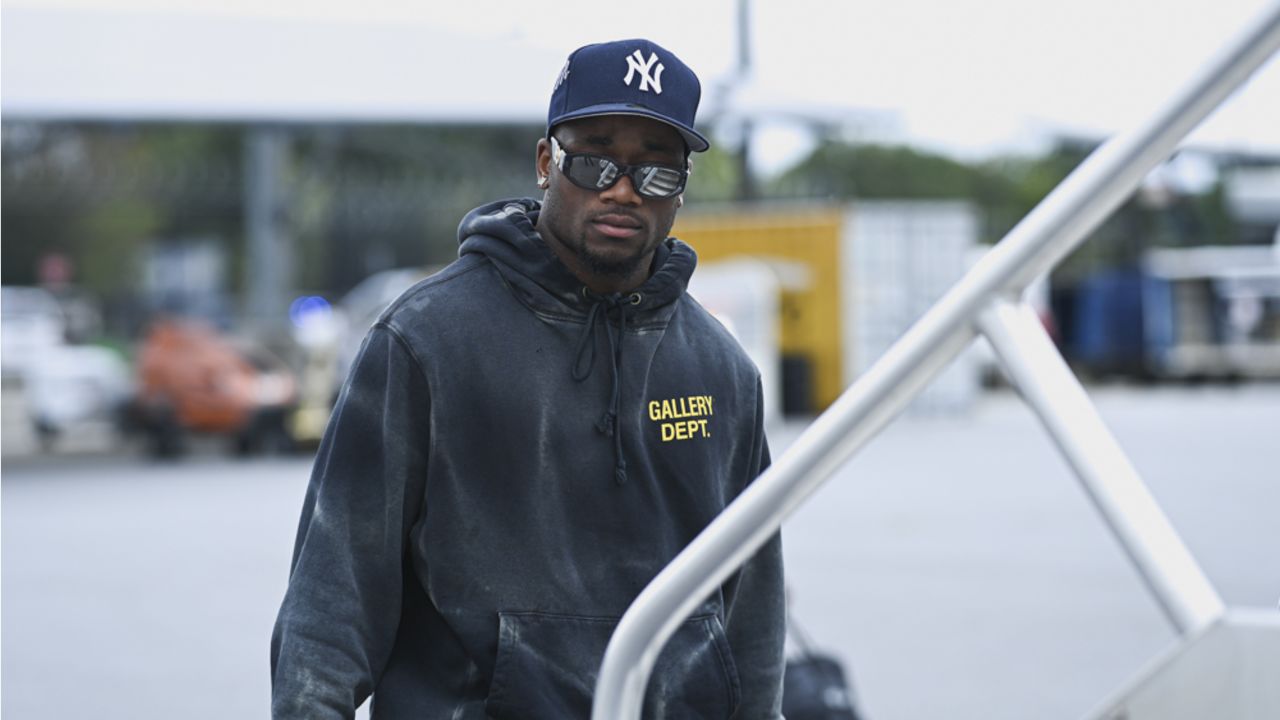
[571,291,636,485]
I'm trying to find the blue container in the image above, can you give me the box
[1072,268,1146,374]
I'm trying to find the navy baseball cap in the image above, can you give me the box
[547,39,710,153]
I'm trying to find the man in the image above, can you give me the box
[271,38,785,719]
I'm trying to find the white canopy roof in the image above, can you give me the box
[1,5,562,123]
[4,0,1277,161]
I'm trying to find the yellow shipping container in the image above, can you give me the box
[674,207,845,411]
[675,201,979,415]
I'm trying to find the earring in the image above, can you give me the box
[537,176,549,188]
[676,195,684,208]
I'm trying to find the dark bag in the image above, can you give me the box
[781,612,863,720]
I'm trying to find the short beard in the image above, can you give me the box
[578,242,648,279]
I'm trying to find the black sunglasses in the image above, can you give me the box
[550,137,688,199]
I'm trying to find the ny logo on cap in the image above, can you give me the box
[623,50,665,94]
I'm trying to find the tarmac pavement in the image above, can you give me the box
[2,384,1277,719]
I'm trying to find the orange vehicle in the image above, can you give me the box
[131,319,298,457]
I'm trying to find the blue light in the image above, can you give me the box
[289,295,332,327]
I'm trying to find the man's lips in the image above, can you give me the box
[590,214,644,239]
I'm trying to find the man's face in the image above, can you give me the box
[535,115,687,293]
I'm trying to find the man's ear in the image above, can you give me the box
[536,138,552,188]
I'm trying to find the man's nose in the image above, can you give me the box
[599,172,643,206]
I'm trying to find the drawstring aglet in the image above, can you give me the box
[595,413,615,436]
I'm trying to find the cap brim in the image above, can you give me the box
[549,104,710,153]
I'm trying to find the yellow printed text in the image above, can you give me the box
[648,394,714,442]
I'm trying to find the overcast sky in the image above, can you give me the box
[3,0,1278,169]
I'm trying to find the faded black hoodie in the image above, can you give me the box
[271,198,785,719]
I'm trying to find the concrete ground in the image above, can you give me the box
[2,383,1277,719]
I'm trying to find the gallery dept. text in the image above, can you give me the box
[648,395,713,442]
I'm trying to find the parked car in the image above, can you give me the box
[1,285,67,380]
[128,319,298,457]
[25,344,133,448]
[2,286,132,451]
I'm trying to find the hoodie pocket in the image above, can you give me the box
[484,610,741,720]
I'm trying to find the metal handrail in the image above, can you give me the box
[592,4,1280,718]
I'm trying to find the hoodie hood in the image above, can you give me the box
[456,198,696,323]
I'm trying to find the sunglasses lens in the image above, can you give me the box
[563,155,616,190]
[634,167,683,198]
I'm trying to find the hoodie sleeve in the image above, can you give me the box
[721,377,786,719]
[270,322,429,720]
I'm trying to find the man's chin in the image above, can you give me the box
[582,252,644,279]
[576,240,645,276]
[574,232,653,282]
